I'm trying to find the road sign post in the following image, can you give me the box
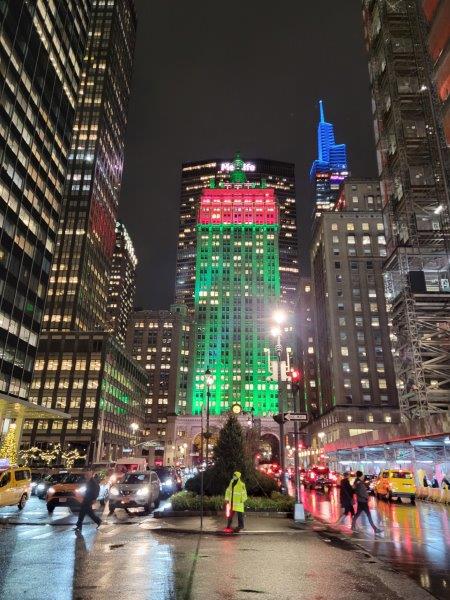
[290,370,306,523]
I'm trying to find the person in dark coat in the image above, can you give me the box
[423,475,429,487]
[337,472,355,524]
[351,471,382,534]
[74,471,102,532]
[431,477,439,489]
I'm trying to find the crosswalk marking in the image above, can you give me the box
[30,531,53,540]
[102,526,121,536]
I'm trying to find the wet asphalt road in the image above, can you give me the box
[0,495,448,599]
[301,487,450,600]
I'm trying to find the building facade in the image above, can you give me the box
[107,221,137,345]
[308,179,399,450]
[126,305,193,439]
[297,278,319,418]
[43,0,136,332]
[422,0,450,145]
[190,157,281,417]
[23,0,141,461]
[176,155,298,314]
[363,0,450,418]
[27,332,146,462]
[310,101,349,217]
[0,0,90,402]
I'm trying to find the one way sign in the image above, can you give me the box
[284,412,308,422]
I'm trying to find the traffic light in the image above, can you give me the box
[291,369,301,384]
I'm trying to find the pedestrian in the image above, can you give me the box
[336,471,354,524]
[431,476,439,489]
[74,471,102,532]
[442,475,450,490]
[351,470,382,534]
[224,471,247,531]
[423,475,429,487]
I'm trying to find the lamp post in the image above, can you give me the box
[130,422,139,456]
[204,367,214,466]
[271,309,287,492]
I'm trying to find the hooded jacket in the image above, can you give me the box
[225,471,247,513]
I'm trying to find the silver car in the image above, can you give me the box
[108,471,160,515]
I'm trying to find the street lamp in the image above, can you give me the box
[203,367,214,466]
[271,310,287,492]
[130,422,139,456]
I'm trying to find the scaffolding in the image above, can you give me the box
[363,0,450,419]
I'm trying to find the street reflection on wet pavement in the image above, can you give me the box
[0,495,448,599]
[302,487,450,600]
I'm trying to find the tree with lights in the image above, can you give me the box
[0,424,18,464]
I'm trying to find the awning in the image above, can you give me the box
[0,393,71,421]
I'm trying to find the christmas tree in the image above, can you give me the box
[0,423,18,464]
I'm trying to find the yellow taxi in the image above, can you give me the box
[0,463,32,510]
[375,469,416,504]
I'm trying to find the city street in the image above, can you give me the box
[301,487,450,600]
[0,495,448,599]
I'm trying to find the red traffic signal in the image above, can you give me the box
[290,369,301,383]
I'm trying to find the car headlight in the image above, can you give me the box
[76,485,86,495]
[136,487,150,497]
[31,481,37,488]
[36,483,45,491]
[163,478,173,486]
[109,486,119,496]
[48,487,55,495]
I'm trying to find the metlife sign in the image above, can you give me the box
[220,162,256,172]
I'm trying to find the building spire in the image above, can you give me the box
[319,99,325,123]
[230,151,247,184]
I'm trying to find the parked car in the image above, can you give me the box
[108,471,160,515]
[153,467,182,497]
[374,469,416,504]
[0,465,31,510]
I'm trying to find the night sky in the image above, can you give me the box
[120,0,378,309]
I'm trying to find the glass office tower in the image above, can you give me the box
[0,0,91,400]
[310,100,349,216]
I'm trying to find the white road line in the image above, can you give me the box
[31,531,53,540]
[17,528,40,538]
[102,526,121,536]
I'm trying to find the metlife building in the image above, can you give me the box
[175,155,298,316]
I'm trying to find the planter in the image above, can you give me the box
[154,509,293,519]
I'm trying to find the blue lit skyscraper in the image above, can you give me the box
[310,101,349,215]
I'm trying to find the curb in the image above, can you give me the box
[151,526,310,536]
[154,510,299,519]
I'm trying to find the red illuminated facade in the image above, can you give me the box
[422,0,450,144]
[198,187,278,225]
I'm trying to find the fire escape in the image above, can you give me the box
[363,0,450,419]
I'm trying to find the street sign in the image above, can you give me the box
[284,412,308,422]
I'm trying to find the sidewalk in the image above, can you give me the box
[147,513,310,535]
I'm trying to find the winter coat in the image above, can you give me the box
[83,476,100,504]
[339,478,354,507]
[353,478,369,503]
[225,472,247,513]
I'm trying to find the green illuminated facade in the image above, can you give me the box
[190,158,281,416]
